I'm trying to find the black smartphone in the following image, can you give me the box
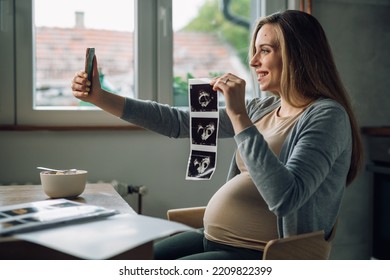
[84,47,95,82]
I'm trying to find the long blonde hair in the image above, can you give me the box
[250,10,363,186]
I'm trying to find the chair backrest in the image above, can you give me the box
[262,220,338,260]
[167,206,206,229]
[326,219,338,242]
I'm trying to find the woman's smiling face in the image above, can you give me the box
[250,24,283,94]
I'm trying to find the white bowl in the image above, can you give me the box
[40,170,87,198]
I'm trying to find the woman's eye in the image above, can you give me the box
[261,49,270,54]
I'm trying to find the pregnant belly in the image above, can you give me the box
[204,173,278,250]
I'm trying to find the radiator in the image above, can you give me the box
[110,180,148,214]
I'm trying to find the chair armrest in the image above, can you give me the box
[262,230,332,260]
[167,206,206,228]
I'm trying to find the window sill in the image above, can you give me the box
[0,125,143,131]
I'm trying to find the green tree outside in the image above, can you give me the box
[173,0,251,106]
[183,0,250,66]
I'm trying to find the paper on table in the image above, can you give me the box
[0,199,118,236]
[15,213,193,259]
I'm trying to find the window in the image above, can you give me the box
[0,0,295,127]
[0,0,145,126]
[34,0,135,108]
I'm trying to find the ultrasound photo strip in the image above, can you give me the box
[186,79,219,180]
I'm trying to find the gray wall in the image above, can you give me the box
[1,0,389,259]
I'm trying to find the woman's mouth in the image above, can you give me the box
[258,71,269,81]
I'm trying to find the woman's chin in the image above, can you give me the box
[259,85,268,92]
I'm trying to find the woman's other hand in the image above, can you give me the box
[71,55,125,117]
[71,56,101,103]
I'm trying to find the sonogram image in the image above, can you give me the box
[186,150,216,179]
[191,117,218,146]
[190,84,218,112]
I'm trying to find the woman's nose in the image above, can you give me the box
[250,53,260,68]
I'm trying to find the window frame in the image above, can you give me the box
[0,0,16,126]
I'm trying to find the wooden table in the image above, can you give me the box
[0,183,153,260]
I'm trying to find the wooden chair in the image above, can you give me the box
[167,206,337,260]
